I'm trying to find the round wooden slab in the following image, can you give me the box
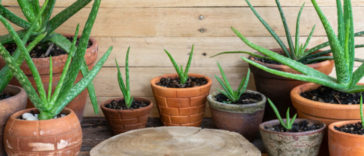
[90,126,260,156]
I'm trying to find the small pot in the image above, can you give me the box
[0,85,27,155]
[259,119,326,156]
[207,90,266,140]
[329,120,364,156]
[101,97,153,134]
[3,108,82,155]
[249,49,334,121]
[150,73,212,126]
[0,36,99,121]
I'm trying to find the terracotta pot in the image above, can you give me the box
[259,119,326,156]
[0,85,27,155]
[249,50,334,121]
[291,83,361,126]
[150,73,212,126]
[101,97,153,134]
[207,90,266,140]
[3,108,82,155]
[329,120,364,156]
[0,36,98,121]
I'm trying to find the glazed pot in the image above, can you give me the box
[0,85,27,155]
[150,73,212,126]
[260,119,326,156]
[291,83,361,126]
[329,120,364,156]
[207,90,266,140]
[0,36,98,121]
[101,97,153,134]
[249,50,334,121]
[3,108,82,155]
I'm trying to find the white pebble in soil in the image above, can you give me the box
[22,113,38,120]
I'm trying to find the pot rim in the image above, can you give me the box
[150,73,212,91]
[329,120,364,138]
[259,118,326,136]
[100,97,154,113]
[207,90,266,109]
[9,107,75,122]
[0,85,26,103]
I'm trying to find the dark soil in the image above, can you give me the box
[254,57,281,65]
[157,76,208,88]
[5,37,92,58]
[105,99,150,110]
[265,120,324,132]
[215,92,262,104]
[0,92,13,100]
[301,86,363,104]
[335,122,364,135]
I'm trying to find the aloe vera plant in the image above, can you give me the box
[234,0,364,93]
[215,62,250,103]
[115,47,133,108]
[164,45,194,85]
[0,0,101,113]
[0,0,113,120]
[268,99,297,130]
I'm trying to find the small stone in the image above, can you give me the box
[22,113,38,120]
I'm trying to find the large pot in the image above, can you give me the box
[0,85,27,155]
[207,90,266,140]
[329,120,364,156]
[3,108,82,155]
[101,97,153,134]
[249,50,334,121]
[259,119,326,156]
[151,73,212,126]
[0,37,98,121]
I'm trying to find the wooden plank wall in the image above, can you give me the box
[2,0,364,117]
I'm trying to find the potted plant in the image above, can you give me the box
[0,0,100,120]
[260,99,325,156]
[151,45,212,126]
[101,47,153,134]
[328,96,364,155]
[0,0,113,154]
[207,63,265,140]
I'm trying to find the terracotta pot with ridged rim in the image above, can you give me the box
[329,120,364,156]
[249,49,334,121]
[101,97,153,134]
[0,36,98,121]
[207,90,266,140]
[260,119,326,156]
[151,73,212,126]
[0,85,27,155]
[3,108,82,155]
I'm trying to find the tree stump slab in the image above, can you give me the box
[90,126,260,156]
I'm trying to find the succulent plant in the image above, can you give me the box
[164,45,194,85]
[115,47,133,108]
[268,99,297,130]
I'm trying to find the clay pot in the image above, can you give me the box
[150,73,212,126]
[329,120,364,156]
[249,50,334,121]
[291,83,361,126]
[259,119,326,156]
[0,36,98,121]
[101,97,153,134]
[207,90,266,140]
[0,85,27,155]
[3,108,82,155]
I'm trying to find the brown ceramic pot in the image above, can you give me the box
[329,120,364,156]
[291,83,361,126]
[0,85,27,155]
[3,108,82,155]
[150,73,212,126]
[259,119,326,156]
[101,97,153,134]
[249,50,334,121]
[0,36,98,121]
[207,90,266,140]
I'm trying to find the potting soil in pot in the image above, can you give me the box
[265,120,324,132]
[105,99,150,110]
[215,92,262,104]
[301,86,363,104]
[335,122,364,135]
[0,92,13,100]
[157,76,207,88]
